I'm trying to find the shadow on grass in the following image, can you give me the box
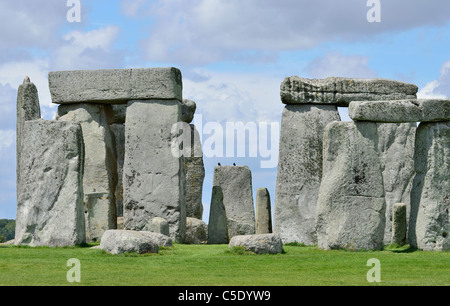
[384,244,418,253]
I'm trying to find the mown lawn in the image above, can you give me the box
[0,243,448,286]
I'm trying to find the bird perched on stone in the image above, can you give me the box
[218,163,221,166]
[233,163,236,166]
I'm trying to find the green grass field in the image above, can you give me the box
[0,243,448,286]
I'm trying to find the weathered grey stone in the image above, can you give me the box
[274,104,341,244]
[409,121,450,251]
[111,105,127,124]
[151,217,170,237]
[255,188,272,234]
[15,119,85,247]
[185,217,208,244]
[117,217,124,230]
[139,231,173,247]
[316,121,386,251]
[100,230,159,255]
[110,123,125,217]
[349,99,450,123]
[392,203,407,246]
[180,99,196,123]
[281,77,418,106]
[16,77,41,188]
[123,100,186,243]
[57,103,118,242]
[349,100,421,123]
[49,68,183,104]
[213,166,255,238]
[377,123,416,245]
[184,124,205,220]
[207,186,229,244]
[228,234,283,254]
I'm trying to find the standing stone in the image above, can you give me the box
[184,124,205,220]
[208,186,229,244]
[180,99,197,124]
[274,104,341,244]
[409,121,450,251]
[16,76,41,188]
[213,166,255,238]
[316,121,386,251]
[110,123,125,217]
[151,217,170,237]
[392,203,407,246]
[15,119,85,247]
[255,188,272,234]
[377,123,416,245]
[123,100,186,243]
[185,217,208,244]
[57,104,118,242]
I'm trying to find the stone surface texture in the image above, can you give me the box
[281,77,418,106]
[15,119,85,247]
[110,123,125,217]
[409,121,450,251]
[151,217,170,237]
[100,230,159,255]
[392,203,408,246]
[316,121,386,251]
[212,166,255,239]
[123,100,186,243]
[255,188,272,234]
[228,234,283,254]
[57,103,118,242]
[49,68,183,104]
[274,104,341,244]
[207,186,229,244]
[185,217,208,244]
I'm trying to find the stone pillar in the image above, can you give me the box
[392,203,407,246]
[16,77,41,188]
[207,186,228,244]
[316,121,386,251]
[110,123,125,217]
[123,100,186,243]
[212,165,255,238]
[255,188,272,234]
[15,119,85,247]
[274,104,340,244]
[57,104,118,242]
[409,121,450,251]
[377,123,416,245]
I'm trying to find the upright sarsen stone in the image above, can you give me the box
[16,77,41,187]
[256,188,272,234]
[213,166,255,238]
[409,121,450,251]
[208,186,228,244]
[123,100,186,243]
[15,119,85,247]
[377,123,416,245]
[316,121,386,251]
[274,104,341,244]
[57,104,118,242]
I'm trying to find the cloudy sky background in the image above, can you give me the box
[1,0,450,221]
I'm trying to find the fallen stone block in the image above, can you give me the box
[15,119,85,247]
[49,67,183,104]
[185,217,208,244]
[281,77,417,106]
[100,230,159,255]
[228,234,283,254]
[316,121,386,251]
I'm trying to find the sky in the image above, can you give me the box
[1,0,450,222]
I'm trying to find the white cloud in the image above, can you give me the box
[418,60,450,99]
[0,130,15,153]
[306,52,377,79]
[124,0,450,65]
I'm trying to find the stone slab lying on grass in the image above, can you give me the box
[228,234,283,254]
[100,230,163,254]
[49,68,183,104]
[349,99,450,123]
[281,77,417,106]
